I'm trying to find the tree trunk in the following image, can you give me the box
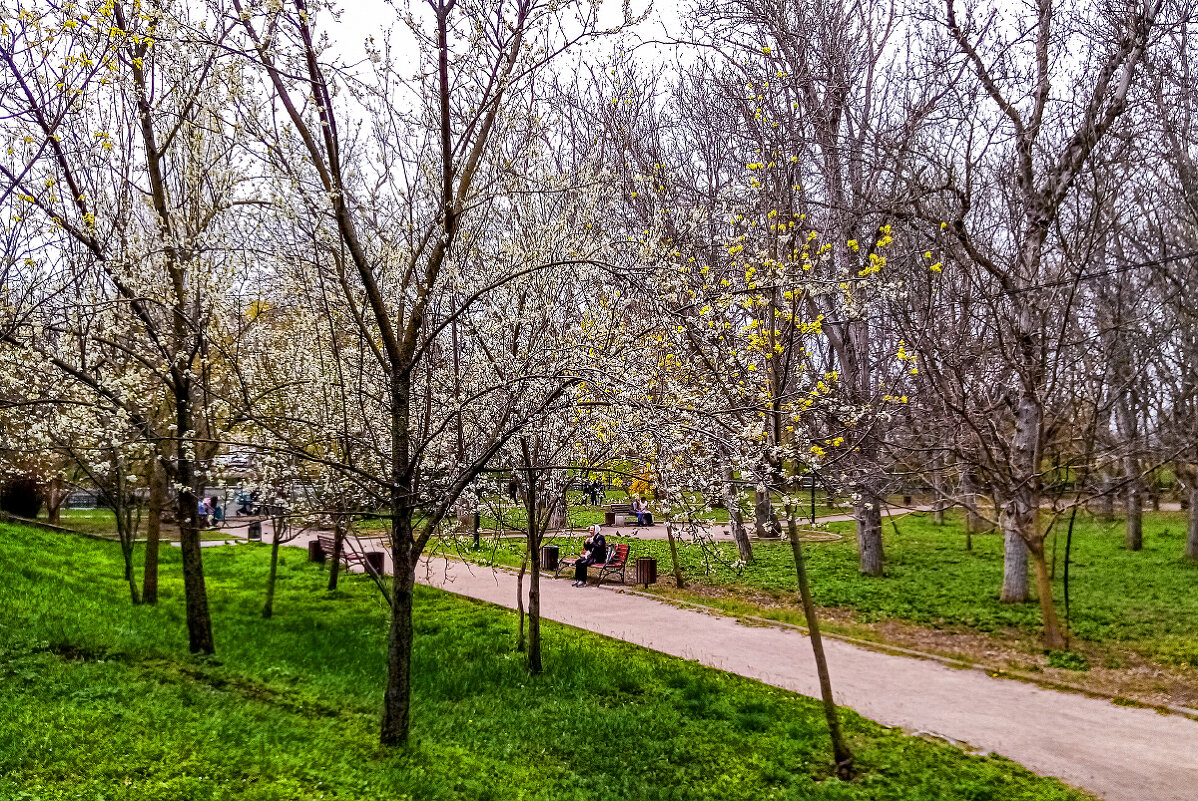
[117,506,140,606]
[855,495,884,576]
[1029,542,1065,649]
[1124,463,1142,551]
[1186,482,1198,562]
[528,533,542,674]
[515,546,528,652]
[381,543,416,746]
[722,458,752,562]
[753,486,779,537]
[327,518,345,591]
[962,469,984,542]
[784,506,854,780]
[1098,468,1116,520]
[44,478,65,524]
[263,521,282,618]
[142,460,164,605]
[177,488,215,654]
[999,508,1030,603]
[665,521,685,588]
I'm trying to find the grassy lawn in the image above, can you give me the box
[354,491,849,534]
[37,508,231,542]
[0,521,1091,801]
[455,510,1198,668]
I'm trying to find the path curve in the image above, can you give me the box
[416,556,1198,801]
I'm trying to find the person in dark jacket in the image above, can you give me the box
[573,524,607,586]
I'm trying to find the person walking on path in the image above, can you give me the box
[572,524,607,586]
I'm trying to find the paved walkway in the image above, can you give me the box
[224,523,1198,801]
[416,558,1198,801]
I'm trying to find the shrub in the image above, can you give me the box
[0,476,43,518]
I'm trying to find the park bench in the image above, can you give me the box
[604,503,653,527]
[555,542,630,586]
[316,532,378,575]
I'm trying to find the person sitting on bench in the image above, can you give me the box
[572,524,607,587]
[631,496,649,526]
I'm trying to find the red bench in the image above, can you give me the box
[555,542,630,586]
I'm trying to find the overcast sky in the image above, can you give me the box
[328,0,680,72]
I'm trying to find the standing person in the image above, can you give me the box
[210,497,224,527]
[572,524,607,587]
[589,478,602,506]
[197,497,211,529]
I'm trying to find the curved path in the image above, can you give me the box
[222,522,1198,800]
[416,556,1198,801]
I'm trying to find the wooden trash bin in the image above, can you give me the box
[540,545,559,571]
[308,539,325,563]
[248,521,262,541]
[364,551,385,575]
[635,557,657,588]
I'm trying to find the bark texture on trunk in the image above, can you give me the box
[1124,467,1142,551]
[327,520,345,591]
[142,461,164,605]
[855,497,884,576]
[753,487,778,538]
[177,489,215,654]
[665,522,685,588]
[722,459,752,562]
[1186,483,1198,561]
[784,508,854,780]
[1030,543,1065,649]
[381,552,416,746]
[516,547,528,652]
[528,536,542,674]
[999,511,1030,603]
[263,523,282,618]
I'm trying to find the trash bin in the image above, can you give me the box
[541,545,559,571]
[364,551,385,574]
[248,521,262,541]
[636,557,657,588]
[308,539,325,563]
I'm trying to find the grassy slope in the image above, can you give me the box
[465,510,1198,666]
[0,522,1088,801]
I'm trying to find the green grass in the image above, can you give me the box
[0,521,1090,800]
[354,491,848,534]
[456,510,1198,666]
[37,508,230,541]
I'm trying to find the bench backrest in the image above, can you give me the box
[607,543,629,565]
[609,503,633,513]
[317,534,336,551]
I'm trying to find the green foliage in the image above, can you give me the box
[1046,651,1090,672]
[0,522,1091,800]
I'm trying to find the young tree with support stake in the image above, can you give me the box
[230,0,638,746]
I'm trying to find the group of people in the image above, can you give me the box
[196,496,224,528]
[628,496,650,526]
